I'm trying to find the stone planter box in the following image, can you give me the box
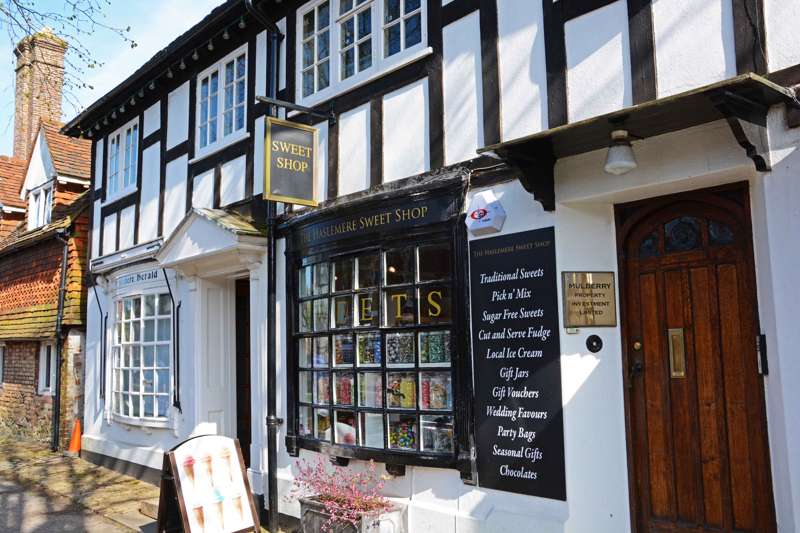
[299,497,406,533]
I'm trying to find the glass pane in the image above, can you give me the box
[124,299,132,320]
[299,406,313,437]
[299,301,313,332]
[342,47,355,79]
[157,319,170,341]
[314,372,331,404]
[299,338,312,368]
[318,1,330,28]
[358,39,372,71]
[420,372,452,410]
[405,0,421,12]
[385,0,401,22]
[132,395,140,417]
[333,334,354,366]
[333,295,353,328]
[143,319,155,342]
[315,409,331,441]
[131,370,141,392]
[143,370,154,392]
[143,346,155,367]
[225,61,235,84]
[421,415,454,453]
[299,371,313,403]
[313,298,329,331]
[664,216,701,253]
[357,9,371,39]
[131,346,141,367]
[709,220,735,245]
[158,295,171,316]
[387,372,416,409]
[224,109,233,136]
[388,413,417,450]
[122,370,130,391]
[303,11,315,39]
[358,372,383,408]
[157,396,169,417]
[299,266,313,297]
[419,330,451,365]
[342,17,355,47]
[359,412,384,448]
[355,291,378,326]
[303,70,315,97]
[130,321,141,342]
[418,243,451,281]
[236,54,246,78]
[333,373,354,406]
[357,253,380,288]
[404,13,421,48]
[157,370,169,393]
[313,263,330,295]
[314,336,330,367]
[384,248,414,285]
[333,257,354,292]
[144,396,154,417]
[386,332,414,366]
[317,31,330,61]
[639,232,659,258]
[334,410,357,445]
[385,23,401,57]
[357,332,381,366]
[317,60,330,90]
[340,0,353,14]
[419,286,451,325]
[209,117,217,143]
[157,345,170,368]
[132,298,141,318]
[384,288,415,326]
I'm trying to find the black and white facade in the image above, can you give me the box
[66,0,800,531]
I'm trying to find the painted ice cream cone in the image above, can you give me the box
[182,455,196,488]
[219,446,234,483]
[211,488,225,527]
[231,493,244,520]
[199,453,213,479]
[192,505,205,530]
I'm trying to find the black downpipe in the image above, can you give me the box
[244,2,283,531]
[162,269,182,412]
[51,229,71,452]
[91,282,107,399]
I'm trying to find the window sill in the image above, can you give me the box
[112,413,171,429]
[295,46,433,110]
[102,187,138,208]
[189,131,250,165]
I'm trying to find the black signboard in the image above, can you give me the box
[469,228,566,500]
[265,117,317,206]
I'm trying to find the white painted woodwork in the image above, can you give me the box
[257,30,267,97]
[313,119,329,203]
[138,143,161,243]
[338,103,371,195]
[220,154,246,206]
[94,138,104,190]
[118,204,135,250]
[565,0,632,122]
[193,169,214,209]
[91,199,101,258]
[166,81,190,149]
[163,154,188,237]
[764,0,800,72]
[278,17,287,91]
[652,0,736,97]
[383,78,430,182]
[497,0,548,139]
[102,213,117,255]
[143,101,161,138]
[443,11,484,165]
[254,116,265,197]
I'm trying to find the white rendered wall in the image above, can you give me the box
[254,116,266,197]
[313,120,329,202]
[338,103,371,196]
[118,205,135,250]
[143,101,161,138]
[102,214,117,256]
[497,0,548,139]
[257,30,268,97]
[383,78,430,182]
[163,155,188,237]
[565,1,631,122]
[443,11,484,164]
[91,200,101,258]
[652,0,736,97]
[193,169,214,209]
[167,81,190,149]
[94,139,104,190]
[764,0,800,72]
[139,143,161,243]
[220,154,246,206]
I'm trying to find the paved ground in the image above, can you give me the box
[0,478,128,532]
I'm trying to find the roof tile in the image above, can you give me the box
[40,121,92,180]
[0,156,26,209]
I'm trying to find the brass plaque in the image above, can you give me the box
[562,272,617,328]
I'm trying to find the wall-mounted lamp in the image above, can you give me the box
[604,130,637,175]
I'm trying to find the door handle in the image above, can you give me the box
[668,328,686,378]
[628,359,644,387]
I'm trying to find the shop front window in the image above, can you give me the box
[112,293,172,421]
[294,241,456,456]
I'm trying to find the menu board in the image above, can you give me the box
[157,435,260,533]
[469,228,566,500]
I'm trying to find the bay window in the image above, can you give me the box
[196,45,248,155]
[112,293,172,422]
[107,118,139,200]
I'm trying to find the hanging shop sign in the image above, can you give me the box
[264,117,318,207]
[156,435,260,533]
[469,228,566,500]
[561,271,617,328]
[465,189,506,236]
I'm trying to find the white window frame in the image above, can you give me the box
[27,181,53,230]
[37,342,56,395]
[296,0,429,107]
[110,289,173,427]
[106,117,139,204]
[194,44,249,160]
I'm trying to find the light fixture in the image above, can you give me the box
[603,130,637,175]
[119,104,126,113]
[166,68,174,79]
[192,49,199,61]
[86,130,93,138]
[238,17,246,29]
[138,89,145,98]
[207,39,214,52]
[130,96,136,105]
[223,28,230,40]
[94,124,100,130]
[103,117,109,125]
[179,59,187,70]
[149,81,156,90]
[111,111,117,119]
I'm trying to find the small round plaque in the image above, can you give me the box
[586,335,603,353]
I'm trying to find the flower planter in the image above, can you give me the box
[299,497,382,533]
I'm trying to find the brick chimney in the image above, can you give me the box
[13,28,68,161]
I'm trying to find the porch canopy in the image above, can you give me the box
[478,73,799,211]
[157,208,267,277]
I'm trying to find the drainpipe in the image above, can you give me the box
[51,228,71,452]
[243,2,283,532]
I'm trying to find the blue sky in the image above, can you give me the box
[0,0,225,156]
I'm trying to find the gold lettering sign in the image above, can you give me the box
[561,272,617,328]
[265,117,318,206]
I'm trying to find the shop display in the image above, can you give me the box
[298,406,313,438]
[388,414,417,450]
[420,372,452,410]
[299,301,312,332]
[315,409,331,441]
[419,330,451,365]
[333,295,352,328]
[386,332,414,366]
[334,410,357,445]
[333,257,354,291]
[355,291,378,326]
[313,298,328,331]
[313,337,329,367]
[334,373,354,405]
[314,372,330,404]
[358,372,383,408]
[387,372,416,409]
[333,335,354,366]
[357,333,381,366]
[299,371,313,403]
[421,415,454,453]
[298,338,312,367]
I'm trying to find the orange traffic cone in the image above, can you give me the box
[66,419,81,455]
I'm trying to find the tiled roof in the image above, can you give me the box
[0,191,89,257]
[0,156,26,209]
[40,121,91,180]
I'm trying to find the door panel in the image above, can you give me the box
[617,187,775,533]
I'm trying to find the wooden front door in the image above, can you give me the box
[617,185,776,533]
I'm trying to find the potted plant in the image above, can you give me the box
[289,458,395,532]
